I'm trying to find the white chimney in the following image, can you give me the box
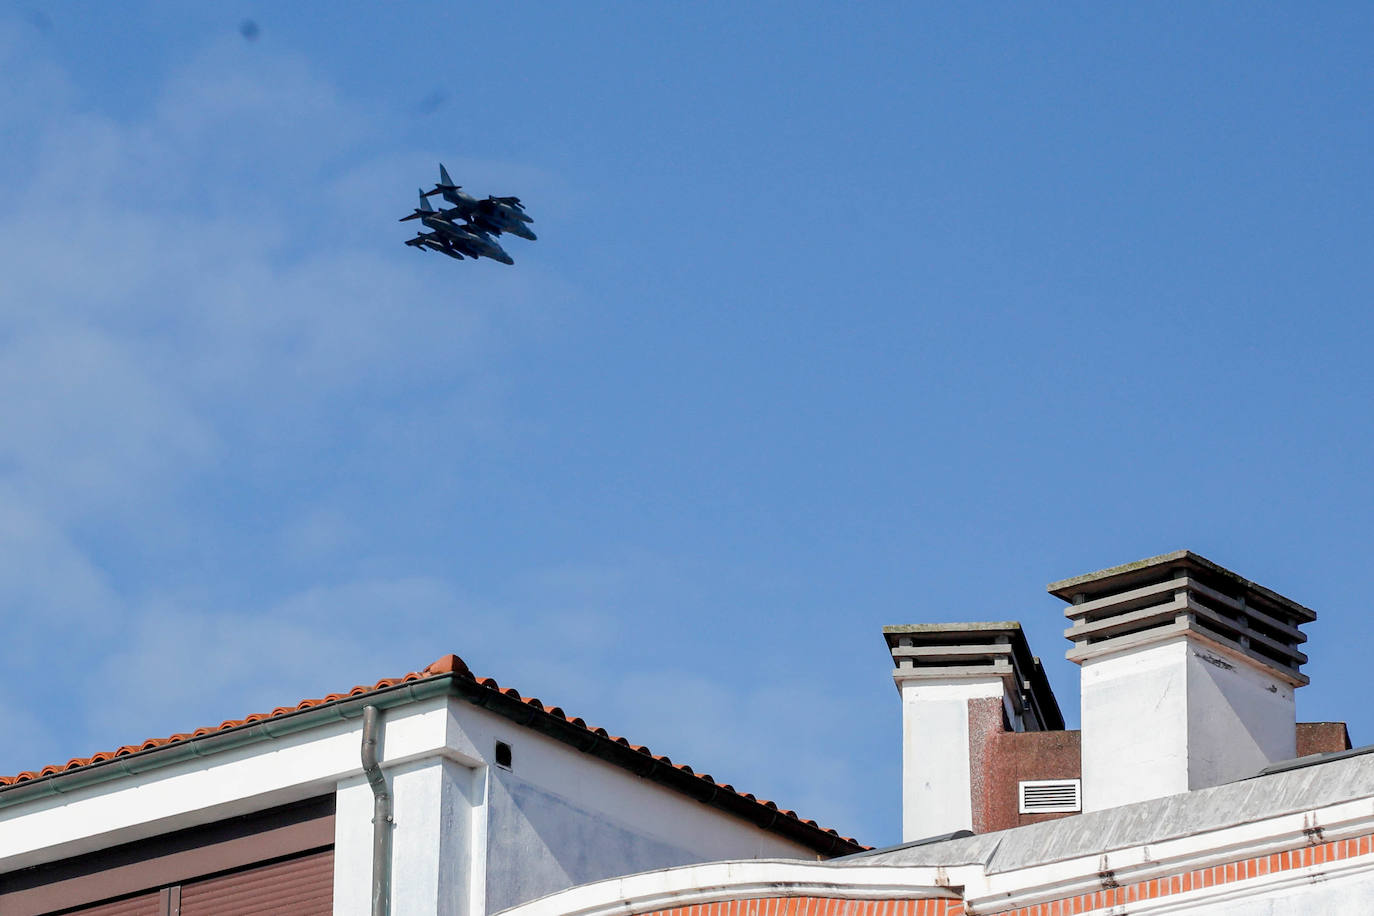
[885,623,1063,841]
[1050,551,1314,813]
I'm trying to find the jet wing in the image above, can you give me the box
[405,231,465,259]
[485,196,533,222]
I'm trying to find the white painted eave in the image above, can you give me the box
[0,674,454,811]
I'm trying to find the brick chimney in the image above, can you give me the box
[885,623,1064,841]
[1049,551,1314,813]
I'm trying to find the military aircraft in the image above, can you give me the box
[404,233,464,260]
[421,164,536,241]
[400,191,515,265]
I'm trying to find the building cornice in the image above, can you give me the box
[964,793,1374,913]
[491,860,963,916]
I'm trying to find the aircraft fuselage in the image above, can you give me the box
[437,188,536,241]
[422,216,514,265]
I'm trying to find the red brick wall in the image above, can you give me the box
[968,698,1082,833]
[1296,722,1351,756]
[982,831,1374,915]
[638,897,961,916]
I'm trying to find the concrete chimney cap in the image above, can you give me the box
[1046,550,1316,623]
[882,621,1064,731]
[882,621,1025,639]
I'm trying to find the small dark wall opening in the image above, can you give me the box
[496,740,513,769]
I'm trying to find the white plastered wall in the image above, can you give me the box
[1,690,823,916]
[1080,636,1296,813]
[898,675,1003,841]
[335,755,485,916]
[1183,643,1295,791]
[334,693,827,915]
[444,698,820,913]
[1081,639,1191,812]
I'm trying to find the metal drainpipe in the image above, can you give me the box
[361,705,393,916]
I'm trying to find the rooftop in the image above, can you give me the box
[0,653,863,856]
[860,744,1374,873]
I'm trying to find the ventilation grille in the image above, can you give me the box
[1019,779,1081,814]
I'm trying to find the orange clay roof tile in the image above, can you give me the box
[0,654,863,850]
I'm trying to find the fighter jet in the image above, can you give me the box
[400,191,515,265]
[405,232,465,260]
[422,164,536,241]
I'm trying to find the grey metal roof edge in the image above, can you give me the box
[1255,742,1374,778]
[864,749,1374,874]
[830,830,977,860]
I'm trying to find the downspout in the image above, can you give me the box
[361,705,393,916]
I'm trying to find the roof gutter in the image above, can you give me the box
[0,676,452,811]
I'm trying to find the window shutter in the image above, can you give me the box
[179,847,333,916]
[63,891,164,915]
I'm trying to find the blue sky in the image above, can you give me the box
[2,3,1373,845]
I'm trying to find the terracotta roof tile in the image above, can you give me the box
[0,654,864,851]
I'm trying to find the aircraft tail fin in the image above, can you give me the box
[439,163,455,187]
[418,190,435,213]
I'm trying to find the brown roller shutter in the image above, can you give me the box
[58,890,163,915]
[2,797,333,916]
[178,847,332,916]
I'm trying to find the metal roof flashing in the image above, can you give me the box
[1254,743,1374,778]
[862,747,1374,874]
